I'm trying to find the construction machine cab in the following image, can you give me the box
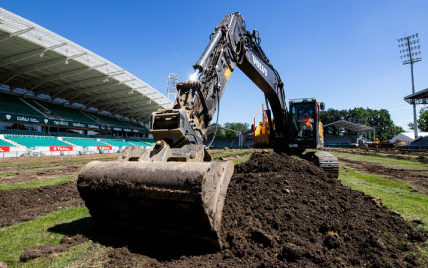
[289,98,324,149]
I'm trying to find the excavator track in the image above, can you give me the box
[303,151,339,178]
[314,151,339,178]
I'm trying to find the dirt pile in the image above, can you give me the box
[92,152,425,267]
[216,152,426,267]
[0,182,83,228]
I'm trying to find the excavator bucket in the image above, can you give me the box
[77,144,234,250]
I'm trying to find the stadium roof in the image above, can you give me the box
[404,88,428,105]
[323,120,374,132]
[0,8,172,123]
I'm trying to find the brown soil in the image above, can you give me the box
[53,152,426,267]
[20,235,88,262]
[0,153,118,164]
[329,148,428,164]
[340,157,428,194]
[0,182,83,228]
[0,165,81,185]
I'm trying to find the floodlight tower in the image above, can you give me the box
[167,73,178,102]
[398,33,422,138]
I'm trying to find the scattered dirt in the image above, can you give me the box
[57,152,426,267]
[0,166,81,185]
[20,235,88,262]
[0,182,83,228]
[0,154,118,185]
[340,157,428,194]
[0,153,118,164]
[329,148,428,164]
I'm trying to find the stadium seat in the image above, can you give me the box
[63,137,109,148]
[87,113,132,128]
[0,139,14,147]
[101,139,135,148]
[0,129,47,136]
[6,135,70,148]
[127,141,147,147]
[36,101,98,124]
[0,93,42,117]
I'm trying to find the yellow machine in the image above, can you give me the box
[254,103,270,147]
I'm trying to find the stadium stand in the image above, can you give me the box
[0,93,43,117]
[407,136,428,149]
[127,141,147,147]
[29,100,98,125]
[0,8,173,157]
[324,135,359,147]
[88,113,134,129]
[63,137,108,148]
[6,135,70,148]
[101,139,135,147]
[0,129,47,136]
[0,139,14,147]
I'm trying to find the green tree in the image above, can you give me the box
[408,107,428,132]
[207,123,226,138]
[320,108,345,135]
[321,107,402,140]
[223,122,249,137]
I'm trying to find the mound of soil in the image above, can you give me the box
[90,152,426,267]
[0,182,83,228]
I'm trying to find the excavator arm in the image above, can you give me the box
[150,12,288,150]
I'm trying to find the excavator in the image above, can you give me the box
[77,12,339,250]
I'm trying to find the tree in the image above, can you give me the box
[207,123,226,139]
[320,107,402,140]
[223,122,249,137]
[320,108,345,135]
[409,107,428,132]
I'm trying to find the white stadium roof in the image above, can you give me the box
[0,7,172,123]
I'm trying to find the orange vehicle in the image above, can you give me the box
[253,103,270,147]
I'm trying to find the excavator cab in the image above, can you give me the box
[288,98,324,149]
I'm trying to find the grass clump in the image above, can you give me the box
[0,206,89,267]
[0,176,75,190]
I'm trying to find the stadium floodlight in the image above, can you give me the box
[397,33,422,138]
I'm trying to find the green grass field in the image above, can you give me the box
[0,207,89,268]
[339,167,428,230]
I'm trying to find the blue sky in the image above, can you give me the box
[2,0,428,130]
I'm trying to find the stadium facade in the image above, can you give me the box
[0,7,171,156]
